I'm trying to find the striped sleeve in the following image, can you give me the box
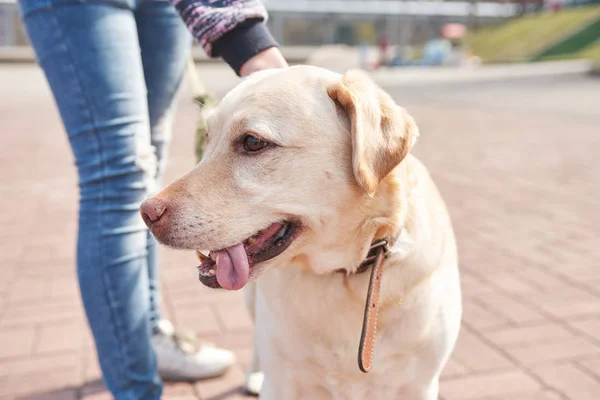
[171,0,276,56]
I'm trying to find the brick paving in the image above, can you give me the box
[1,64,599,399]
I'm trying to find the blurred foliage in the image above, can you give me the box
[356,22,377,43]
[193,93,216,163]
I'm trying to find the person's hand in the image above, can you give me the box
[239,47,288,77]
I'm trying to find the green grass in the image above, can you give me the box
[465,5,600,63]
[579,38,600,63]
[536,38,600,65]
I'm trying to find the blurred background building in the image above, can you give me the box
[264,0,519,47]
[2,0,599,67]
[0,0,595,46]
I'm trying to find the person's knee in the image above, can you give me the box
[78,138,158,205]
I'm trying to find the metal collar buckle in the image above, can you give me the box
[354,239,390,274]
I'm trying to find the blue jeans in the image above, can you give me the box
[19,0,192,398]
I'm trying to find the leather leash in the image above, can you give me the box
[356,238,390,373]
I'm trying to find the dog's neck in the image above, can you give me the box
[298,161,410,276]
[352,160,410,269]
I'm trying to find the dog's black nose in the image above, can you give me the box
[140,198,166,226]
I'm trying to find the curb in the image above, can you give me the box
[0,46,312,65]
[0,47,33,63]
[367,59,595,86]
[2,46,594,84]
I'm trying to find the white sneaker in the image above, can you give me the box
[151,319,235,381]
[244,371,264,396]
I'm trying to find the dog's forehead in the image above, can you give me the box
[225,68,329,107]
[211,66,341,130]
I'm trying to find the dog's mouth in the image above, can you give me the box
[196,221,299,290]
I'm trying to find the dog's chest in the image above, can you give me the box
[256,267,370,347]
[254,268,425,395]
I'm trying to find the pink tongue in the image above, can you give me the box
[214,243,250,291]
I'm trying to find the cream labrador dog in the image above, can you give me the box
[141,65,461,399]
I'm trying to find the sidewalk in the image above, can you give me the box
[1,65,599,399]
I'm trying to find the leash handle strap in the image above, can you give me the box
[357,241,387,373]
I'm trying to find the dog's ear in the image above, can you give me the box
[327,70,419,197]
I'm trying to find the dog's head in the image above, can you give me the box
[141,66,418,290]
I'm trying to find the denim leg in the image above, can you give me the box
[20,1,162,399]
[136,0,192,328]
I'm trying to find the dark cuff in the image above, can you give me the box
[212,19,279,76]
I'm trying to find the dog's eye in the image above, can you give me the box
[242,135,269,152]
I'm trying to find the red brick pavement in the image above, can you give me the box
[1,65,599,399]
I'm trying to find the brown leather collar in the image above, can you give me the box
[337,236,396,373]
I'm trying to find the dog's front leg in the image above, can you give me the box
[243,282,264,396]
[398,380,439,400]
